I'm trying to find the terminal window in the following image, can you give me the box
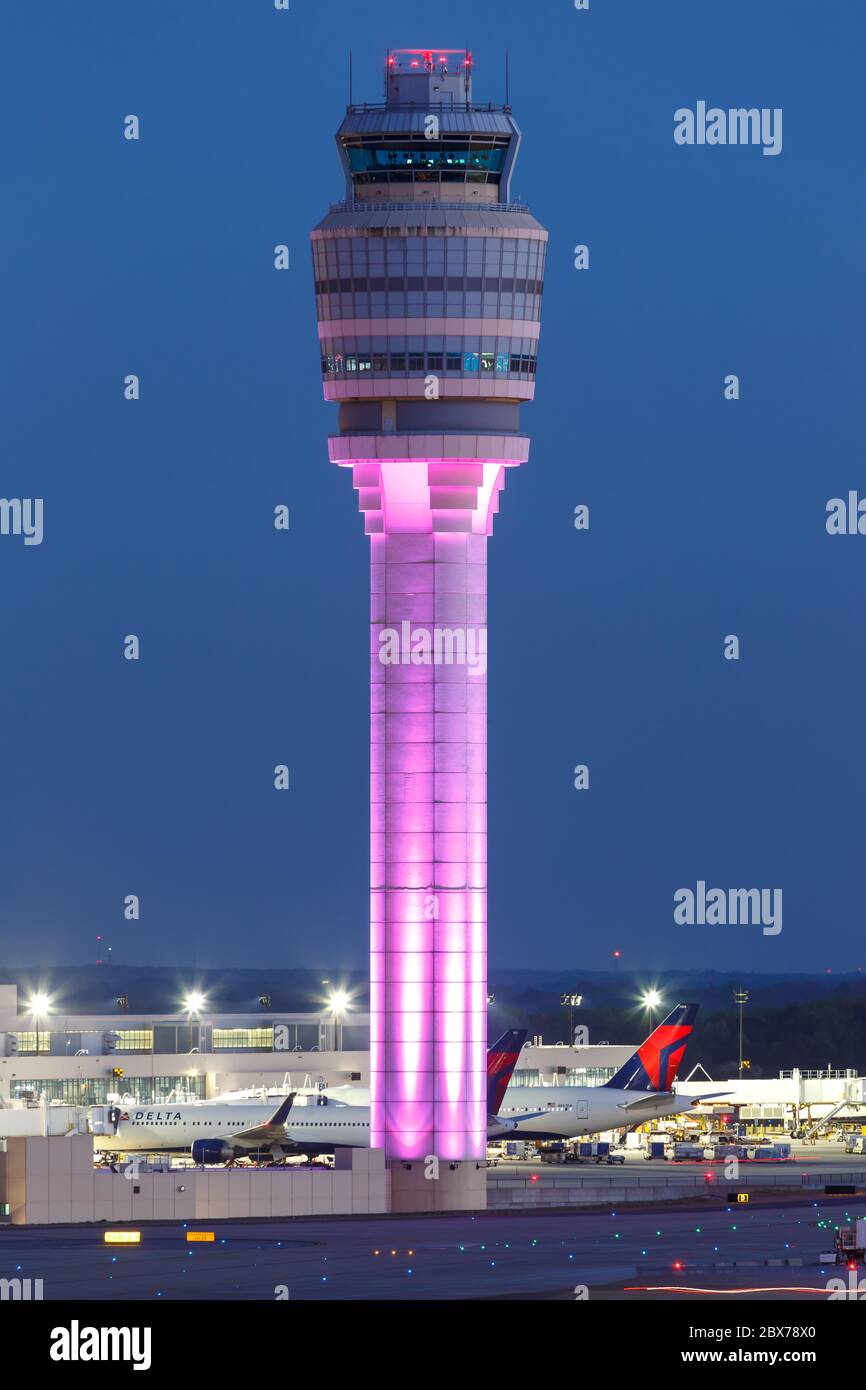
[16,1078,104,1103]
[114,1030,153,1053]
[565,1067,617,1087]
[212,1028,274,1052]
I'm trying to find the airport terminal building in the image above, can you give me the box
[0,985,632,1108]
[1,985,863,1134]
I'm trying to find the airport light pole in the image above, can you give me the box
[641,989,662,1028]
[560,992,583,1045]
[327,990,350,1053]
[28,993,51,1059]
[734,989,749,1080]
[183,991,206,1054]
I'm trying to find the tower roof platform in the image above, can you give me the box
[313,203,546,235]
[338,109,516,137]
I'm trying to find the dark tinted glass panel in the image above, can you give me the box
[345,144,507,173]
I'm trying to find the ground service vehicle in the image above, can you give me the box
[834,1220,866,1267]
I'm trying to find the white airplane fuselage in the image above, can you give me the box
[493,1085,692,1139]
[94,1102,275,1155]
[92,1084,693,1159]
[93,1100,372,1158]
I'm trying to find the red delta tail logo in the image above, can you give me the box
[486,1029,527,1116]
[605,1004,699,1093]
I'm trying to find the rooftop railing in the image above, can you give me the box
[779,1068,859,1079]
[329,430,530,440]
[328,199,530,215]
[347,101,512,115]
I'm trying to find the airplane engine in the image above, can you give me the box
[191,1138,235,1165]
[486,1116,521,1139]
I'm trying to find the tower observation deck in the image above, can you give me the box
[310,51,546,1203]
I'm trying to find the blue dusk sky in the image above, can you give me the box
[1,1,863,971]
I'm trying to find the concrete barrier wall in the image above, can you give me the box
[488,1167,866,1208]
[2,1137,388,1225]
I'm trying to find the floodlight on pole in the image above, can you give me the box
[27,992,52,1056]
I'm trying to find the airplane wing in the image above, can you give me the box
[487,1108,550,1136]
[617,1091,682,1111]
[229,1093,297,1146]
[618,1089,733,1112]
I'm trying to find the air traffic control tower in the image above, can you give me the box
[310,50,546,1210]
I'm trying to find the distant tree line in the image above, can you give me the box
[503,999,866,1079]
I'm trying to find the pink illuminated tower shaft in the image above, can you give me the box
[371,528,487,1160]
[311,48,546,1168]
[367,465,500,1159]
[343,449,522,1160]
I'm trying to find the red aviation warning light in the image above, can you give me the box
[383,48,475,106]
[388,49,471,69]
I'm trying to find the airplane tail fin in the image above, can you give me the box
[486,1029,527,1116]
[267,1093,296,1126]
[230,1092,297,1147]
[603,1004,699,1093]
